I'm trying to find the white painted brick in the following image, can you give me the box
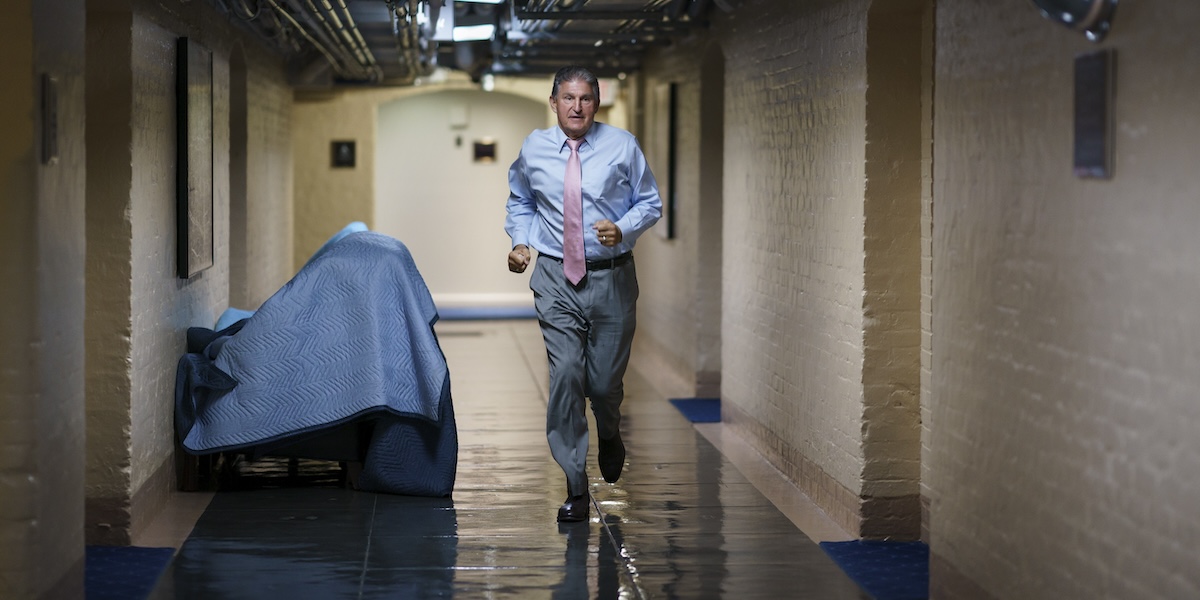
[929,2,1200,596]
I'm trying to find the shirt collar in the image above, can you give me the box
[557,124,597,152]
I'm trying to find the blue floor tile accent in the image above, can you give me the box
[819,540,929,600]
[86,545,174,600]
[669,397,721,423]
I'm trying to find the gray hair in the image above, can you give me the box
[551,66,600,104]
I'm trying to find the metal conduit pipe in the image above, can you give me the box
[334,0,378,67]
[262,0,344,75]
[333,0,384,80]
[316,0,365,66]
[384,0,432,82]
[291,0,377,81]
[299,0,367,77]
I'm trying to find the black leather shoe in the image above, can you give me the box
[557,494,589,522]
[598,432,625,483]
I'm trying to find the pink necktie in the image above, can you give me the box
[562,138,585,284]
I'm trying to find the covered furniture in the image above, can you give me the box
[175,231,457,497]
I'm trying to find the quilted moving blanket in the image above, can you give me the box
[175,231,456,496]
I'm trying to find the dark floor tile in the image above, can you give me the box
[201,487,374,512]
[597,505,809,536]
[185,505,374,540]
[629,564,869,600]
[152,322,870,600]
[165,559,363,600]
[366,534,460,570]
[592,482,777,510]
[173,537,369,565]
[613,531,846,566]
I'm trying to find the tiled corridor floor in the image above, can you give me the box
[146,319,868,599]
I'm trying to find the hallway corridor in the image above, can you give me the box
[144,319,868,599]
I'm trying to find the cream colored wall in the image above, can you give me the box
[719,0,872,522]
[84,6,136,544]
[375,89,545,308]
[918,0,935,544]
[637,0,927,537]
[930,3,1200,598]
[293,74,555,268]
[860,0,924,536]
[294,74,576,307]
[293,89,377,268]
[0,0,87,596]
[84,1,295,544]
[127,11,231,529]
[237,49,294,309]
[633,41,713,397]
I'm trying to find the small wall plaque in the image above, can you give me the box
[1074,49,1115,179]
[41,74,58,164]
[331,140,356,168]
[473,140,496,163]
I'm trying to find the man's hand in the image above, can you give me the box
[508,244,531,273]
[593,220,623,247]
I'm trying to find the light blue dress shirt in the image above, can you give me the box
[505,122,662,260]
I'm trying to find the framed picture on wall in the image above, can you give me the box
[176,37,214,279]
[650,82,677,239]
[332,140,357,168]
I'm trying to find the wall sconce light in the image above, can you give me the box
[1030,0,1118,42]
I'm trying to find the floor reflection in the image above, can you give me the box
[551,522,590,599]
[149,320,868,599]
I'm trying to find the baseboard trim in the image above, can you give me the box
[930,551,997,600]
[130,455,175,543]
[722,400,863,536]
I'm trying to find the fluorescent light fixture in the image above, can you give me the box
[453,24,496,42]
[426,0,454,41]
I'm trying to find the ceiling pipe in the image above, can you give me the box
[515,9,665,21]
[331,0,383,79]
[386,0,436,83]
[300,0,366,77]
[263,0,345,76]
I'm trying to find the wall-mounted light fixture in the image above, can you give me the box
[1030,0,1118,42]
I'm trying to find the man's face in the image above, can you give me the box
[550,79,597,140]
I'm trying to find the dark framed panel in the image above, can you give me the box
[1074,48,1115,179]
[332,140,357,168]
[176,37,214,278]
[652,81,677,239]
[473,139,496,163]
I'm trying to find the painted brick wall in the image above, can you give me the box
[293,89,376,270]
[242,55,294,308]
[918,0,935,544]
[930,2,1200,597]
[84,7,137,543]
[719,0,871,499]
[1,0,88,595]
[128,13,230,503]
[633,43,706,395]
[85,3,295,544]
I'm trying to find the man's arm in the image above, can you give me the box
[505,144,536,273]
[611,141,662,245]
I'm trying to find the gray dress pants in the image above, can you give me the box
[531,255,638,498]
